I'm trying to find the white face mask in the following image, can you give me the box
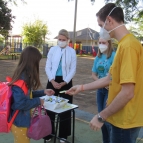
[99,44,108,53]
[57,40,67,48]
[99,7,124,40]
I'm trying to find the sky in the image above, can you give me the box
[10,0,105,39]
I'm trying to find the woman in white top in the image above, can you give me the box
[44,29,77,143]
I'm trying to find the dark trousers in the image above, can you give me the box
[43,76,73,140]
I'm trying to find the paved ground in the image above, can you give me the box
[0,56,143,143]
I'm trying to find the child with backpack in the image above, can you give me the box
[8,46,55,143]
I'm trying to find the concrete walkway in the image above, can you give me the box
[0,113,102,143]
[0,109,143,143]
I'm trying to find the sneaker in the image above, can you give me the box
[60,138,66,143]
[46,139,51,142]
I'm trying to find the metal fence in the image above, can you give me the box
[0,42,49,56]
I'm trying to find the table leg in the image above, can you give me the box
[72,110,75,143]
[54,115,60,143]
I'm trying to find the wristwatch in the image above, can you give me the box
[97,113,105,123]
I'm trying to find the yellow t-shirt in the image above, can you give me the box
[106,34,143,129]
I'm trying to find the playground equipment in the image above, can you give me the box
[0,46,11,55]
[79,49,86,55]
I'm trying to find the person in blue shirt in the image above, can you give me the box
[92,38,115,143]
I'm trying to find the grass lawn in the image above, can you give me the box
[0,54,21,60]
[0,55,10,60]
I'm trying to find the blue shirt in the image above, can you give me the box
[92,51,115,78]
[56,58,63,76]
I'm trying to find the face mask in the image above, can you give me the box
[99,7,124,40]
[99,28,111,40]
[99,44,108,53]
[100,24,125,40]
[57,40,67,48]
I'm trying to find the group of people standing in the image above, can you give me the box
[9,2,143,143]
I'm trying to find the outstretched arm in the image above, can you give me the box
[66,74,111,95]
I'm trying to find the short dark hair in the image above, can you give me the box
[96,3,124,23]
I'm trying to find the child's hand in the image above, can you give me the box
[44,89,55,96]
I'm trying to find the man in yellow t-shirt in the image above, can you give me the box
[66,3,143,143]
[107,33,143,130]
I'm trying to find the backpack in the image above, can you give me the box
[0,76,28,133]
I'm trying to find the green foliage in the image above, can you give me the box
[111,38,118,48]
[22,20,49,48]
[129,15,143,41]
[5,0,26,5]
[104,0,142,22]
[0,0,15,36]
[0,35,4,43]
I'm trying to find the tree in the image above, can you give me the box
[128,15,143,41]
[104,0,143,21]
[0,0,15,38]
[0,34,4,43]
[5,0,26,5]
[22,20,49,48]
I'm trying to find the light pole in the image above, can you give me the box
[73,0,78,49]
[69,0,95,49]
[68,0,95,48]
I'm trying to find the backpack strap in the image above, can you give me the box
[6,76,29,131]
[6,76,28,95]
[8,110,19,131]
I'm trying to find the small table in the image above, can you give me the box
[44,103,78,143]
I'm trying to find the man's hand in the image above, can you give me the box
[66,85,82,95]
[44,89,55,96]
[89,115,104,131]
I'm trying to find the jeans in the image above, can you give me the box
[96,88,111,143]
[110,125,141,143]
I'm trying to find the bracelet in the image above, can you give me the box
[81,85,84,91]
